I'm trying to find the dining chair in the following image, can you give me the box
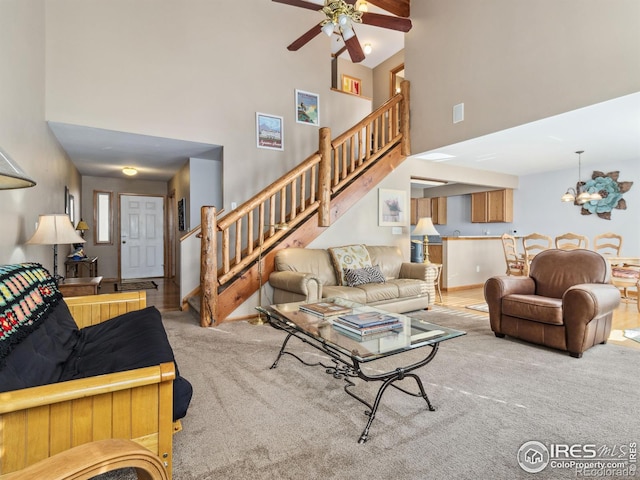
[522,233,553,275]
[501,233,526,276]
[593,232,623,256]
[555,232,589,250]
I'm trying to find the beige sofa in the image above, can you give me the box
[269,245,434,313]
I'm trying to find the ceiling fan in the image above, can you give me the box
[272,0,412,63]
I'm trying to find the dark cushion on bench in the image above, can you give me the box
[0,301,192,421]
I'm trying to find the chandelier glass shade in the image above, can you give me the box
[560,151,602,205]
[321,0,363,38]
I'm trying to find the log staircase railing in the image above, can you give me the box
[198,81,410,326]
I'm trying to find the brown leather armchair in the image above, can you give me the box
[484,249,621,358]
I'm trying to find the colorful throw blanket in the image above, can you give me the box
[0,263,62,362]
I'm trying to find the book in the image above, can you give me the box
[333,318,404,336]
[337,311,399,328]
[332,324,401,342]
[299,301,352,317]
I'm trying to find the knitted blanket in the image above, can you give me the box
[0,263,62,362]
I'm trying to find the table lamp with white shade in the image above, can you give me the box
[27,214,86,282]
[412,217,440,264]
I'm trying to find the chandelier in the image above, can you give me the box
[560,150,603,205]
[320,0,364,40]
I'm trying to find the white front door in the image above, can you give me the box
[120,195,165,279]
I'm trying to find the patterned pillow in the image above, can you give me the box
[344,265,386,287]
[328,244,372,286]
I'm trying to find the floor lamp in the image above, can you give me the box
[27,214,86,283]
[251,222,290,325]
[412,217,440,264]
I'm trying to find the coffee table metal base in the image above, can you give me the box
[269,327,438,443]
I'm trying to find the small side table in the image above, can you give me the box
[425,263,443,304]
[58,276,103,297]
[65,257,99,278]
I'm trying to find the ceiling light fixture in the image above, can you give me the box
[560,150,602,205]
[363,43,372,55]
[356,1,369,13]
[122,167,138,176]
[321,0,363,38]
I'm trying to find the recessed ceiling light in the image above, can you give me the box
[122,167,138,176]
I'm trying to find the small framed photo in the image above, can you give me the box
[342,74,361,96]
[256,112,284,151]
[378,188,407,226]
[295,89,320,126]
[178,198,186,231]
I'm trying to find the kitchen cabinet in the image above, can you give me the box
[410,198,431,225]
[471,189,513,223]
[411,197,447,225]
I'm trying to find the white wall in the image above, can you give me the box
[0,0,81,272]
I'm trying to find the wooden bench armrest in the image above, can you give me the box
[1,439,168,480]
[65,291,147,328]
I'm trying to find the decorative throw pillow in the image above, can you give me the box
[344,265,386,287]
[328,244,372,286]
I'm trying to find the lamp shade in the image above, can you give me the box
[27,214,86,246]
[0,148,36,189]
[412,217,440,236]
[76,219,90,232]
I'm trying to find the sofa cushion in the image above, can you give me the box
[0,301,79,392]
[274,248,338,286]
[344,265,385,287]
[387,279,430,299]
[328,244,372,286]
[0,263,63,365]
[356,283,399,303]
[502,294,564,325]
[365,246,403,280]
[62,306,192,421]
[322,286,367,304]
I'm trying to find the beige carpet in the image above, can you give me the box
[466,302,489,313]
[97,306,639,480]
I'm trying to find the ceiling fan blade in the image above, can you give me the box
[271,0,322,11]
[287,23,323,51]
[367,0,410,18]
[361,12,412,32]
[344,33,365,63]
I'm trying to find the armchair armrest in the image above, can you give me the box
[399,262,430,280]
[269,271,322,302]
[563,283,621,326]
[484,276,536,333]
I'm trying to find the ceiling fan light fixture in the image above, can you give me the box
[337,13,350,26]
[122,167,138,176]
[356,1,369,13]
[341,25,355,40]
[363,43,372,54]
[321,21,335,37]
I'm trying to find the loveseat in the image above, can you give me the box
[269,244,434,312]
[0,263,192,478]
[484,249,621,358]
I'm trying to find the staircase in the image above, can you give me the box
[192,81,411,326]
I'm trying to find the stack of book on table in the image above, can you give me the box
[332,311,403,340]
[299,301,352,317]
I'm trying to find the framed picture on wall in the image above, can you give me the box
[256,112,284,150]
[378,188,407,226]
[295,89,320,126]
[342,74,361,96]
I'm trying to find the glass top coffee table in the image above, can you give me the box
[257,298,466,443]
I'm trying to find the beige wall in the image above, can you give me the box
[406,0,640,153]
[372,50,405,109]
[0,0,81,272]
[45,0,373,214]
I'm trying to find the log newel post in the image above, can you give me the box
[318,127,332,227]
[400,80,411,157]
[200,206,218,327]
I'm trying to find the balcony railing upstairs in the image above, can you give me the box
[198,81,410,326]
